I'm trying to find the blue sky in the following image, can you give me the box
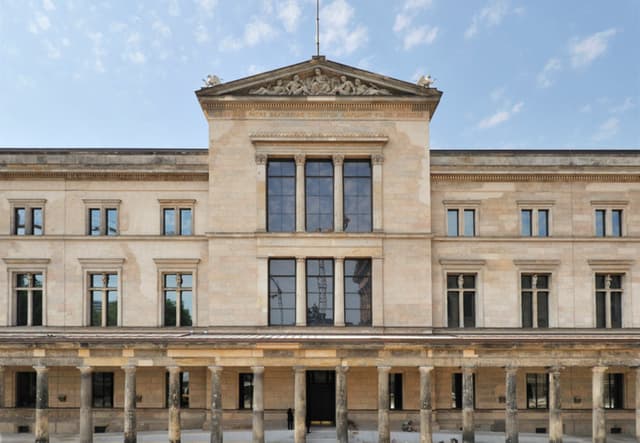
[0,0,638,149]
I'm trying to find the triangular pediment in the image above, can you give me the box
[196,56,441,99]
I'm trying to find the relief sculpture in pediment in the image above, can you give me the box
[249,68,392,96]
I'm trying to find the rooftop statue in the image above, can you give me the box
[203,74,221,87]
[417,74,435,88]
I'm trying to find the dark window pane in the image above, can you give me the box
[526,373,548,409]
[180,209,192,235]
[451,373,462,409]
[537,292,549,328]
[447,291,459,327]
[521,291,533,328]
[164,208,176,235]
[165,273,177,288]
[107,274,118,288]
[180,291,193,326]
[595,209,605,237]
[239,373,254,409]
[595,291,606,328]
[605,373,624,409]
[344,259,371,326]
[165,291,177,326]
[269,259,296,326]
[447,275,458,289]
[91,291,102,326]
[16,290,28,326]
[521,274,532,289]
[538,210,549,237]
[344,160,372,232]
[447,209,458,236]
[521,210,532,236]
[180,372,190,408]
[15,372,36,408]
[611,210,622,237]
[536,274,549,289]
[595,274,606,289]
[32,290,43,326]
[106,209,118,235]
[106,291,118,326]
[306,259,334,326]
[389,373,403,410]
[15,208,26,235]
[463,209,475,236]
[17,273,30,288]
[610,292,622,328]
[89,208,101,236]
[462,275,475,289]
[91,274,104,288]
[306,161,334,232]
[610,275,622,289]
[463,291,475,327]
[31,208,43,235]
[92,373,114,408]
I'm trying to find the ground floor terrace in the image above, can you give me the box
[0,329,638,443]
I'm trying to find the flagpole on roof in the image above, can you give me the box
[316,0,320,56]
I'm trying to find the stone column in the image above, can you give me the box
[295,154,305,232]
[549,366,563,443]
[123,365,137,443]
[505,366,518,443]
[167,366,181,443]
[252,366,265,443]
[635,366,640,442]
[34,365,49,443]
[296,257,306,326]
[78,366,93,443]
[334,257,345,327]
[419,366,434,443]
[378,366,391,443]
[462,366,475,443]
[209,366,223,443]
[372,257,384,327]
[592,366,607,443]
[294,366,306,443]
[0,366,5,408]
[333,154,344,232]
[255,153,267,232]
[336,365,349,443]
[372,154,384,232]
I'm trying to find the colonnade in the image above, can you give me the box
[1,364,638,443]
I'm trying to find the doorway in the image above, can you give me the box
[306,370,335,425]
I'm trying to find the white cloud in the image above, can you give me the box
[220,18,277,51]
[152,19,171,38]
[88,31,106,73]
[43,0,55,11]
[403,25,438,50]
[393,13,411,33]
[465,0,510,39]
[570,28,617,68]
[608,97,635,114]
[194,24,209,44]
[44,40,60,59]
[320,0,368,56]
[593,117,619,141]
[126,50,146,64]
[124,33,146,64]
[277,0,301,33]
[168,0,180,16]
[477,101,523,129]
[195,0,217,16]
[28,12,51,34]
[536,57,562,88]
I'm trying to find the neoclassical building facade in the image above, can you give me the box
[0,57,639,443]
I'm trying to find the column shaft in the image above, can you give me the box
[549,367,563,443]
[372,155,383,232]
[79,366,93,443]
[168,367,181,443]
[419,366,433,443]
[256,154,267,232]
[0,366,5,408]
[123,365,137,443]
[295,155,305,232]
[34,366,49,443]
[505,367,518,443]
[252,366,265,443]
[378,367,391,443]
[635,367,640,442]
[334,258,345,326]
[336,366,348,443]
[209,366,223,443]
[333,155,344,232]
[462,367,475,443]
[296,258,306,326]
[592,366,607,443]
[294,367,306,443]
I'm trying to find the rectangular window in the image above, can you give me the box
[604,373,624,409]
[268,259,296,326]
[521,208,550,237]
[15,273,43,326]
[521,274,549,328]
[13,205,44,236]
[92,372,114,408]
[447,274,476,328]
[165,372,190,408]
[595,274,623,328]
[305,160,333,232]
[267,159,296,232]
[343,160,372,232]
[239,373,254,410]
[526,373,548,409]
[595,209,623,237]
[447,209,475,237]
[163,273,193,327]
[451,373,475,409]
[88,207,118,236]
[15,372,36,408]
[89,273,118,327]
[344,258,372,326]
[521,209,532,236]
[389,373,403,410]
[538,209,549,236]
[162,204,193,236]
[306,259,334,326]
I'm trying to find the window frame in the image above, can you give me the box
[594,273,624,329]
[604,372,624,409]
[153,258,200,328]
[446,273,477,328]
[342,159,372,233]
[83,199,121,236]
[526,373,549,409]
[9,199,46,236]
[15,371,37,408]
[159,199,195,236]
[3,258,50,327]
[440,259,485,328]
[238,373,254,410]
[443,201,479,237]
[92,372,114,408]
[79,258,124,327]
[306,258,335,326]
[520,273,551,328]
[451,372,475,409]
[268,258,297,326]
[389,372,403,411]
[344,257,372,327]
[591,201,627,237]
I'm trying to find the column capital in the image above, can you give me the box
[255,153,268,165]
[167,365,181,374]
[335,256,345,262]
[377,365,391,373]
[293,366,306,373]
[462,364,476,373]
[547,365,563,374]
[77,366,93,374]
[336,365,349,373]
[332,154,345,166]
[251,366,265,375]
[208,365,223,374]
[505,365,518,374]
[592,365,608,373]
[0,365,5,372]
[33,365,48,373]
[372,154,385,165]
[122,364,137,373]
[295,154,305,165]
[296,257,306,263]
[419,365,434,374]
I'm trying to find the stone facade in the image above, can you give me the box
[0,57,639,442]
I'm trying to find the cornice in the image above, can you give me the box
[0,171,209,181]
[431,173,640,183]
[250,132,389,146]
